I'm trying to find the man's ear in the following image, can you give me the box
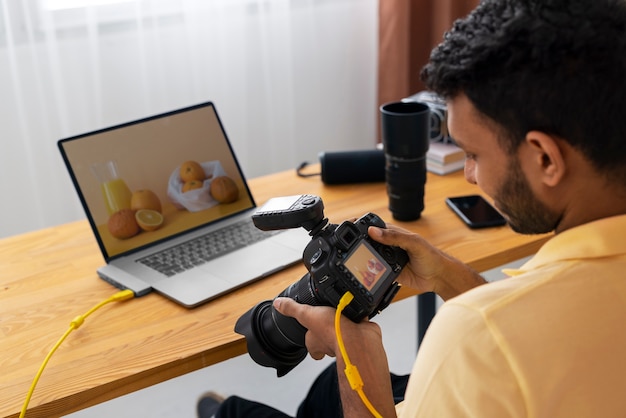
[523,130,566,187]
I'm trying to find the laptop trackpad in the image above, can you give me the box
[154,270,234,308]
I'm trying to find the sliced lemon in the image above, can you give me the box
[135,209,164,232]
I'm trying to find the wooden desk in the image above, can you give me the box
[0,169,550,418]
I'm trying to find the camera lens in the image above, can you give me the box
[234,272,324,377]
[385,156,427,221]
[380,101,430,221]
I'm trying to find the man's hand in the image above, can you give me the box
[273,297,397,417]
[272,297,384,359]
[273,297,341,360]
[368,225,487,300]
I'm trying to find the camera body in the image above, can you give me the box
[235,194,409,376]
[299,211,405,321]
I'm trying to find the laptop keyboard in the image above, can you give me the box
[137,220,280,277]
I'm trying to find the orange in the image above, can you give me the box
[182,180,204,193]
[130,189,162,213]
[180,161,206,182]
[108,209,140,239]
[210,176,239,203]
[135,209,164,232]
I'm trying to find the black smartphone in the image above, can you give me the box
[445,195,507,229]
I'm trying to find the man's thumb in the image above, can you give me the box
[273,297,294,316]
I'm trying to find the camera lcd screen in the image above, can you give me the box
[343,240,391,294]
[257,195,300,212]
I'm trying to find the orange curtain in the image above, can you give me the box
[377,0,479,109]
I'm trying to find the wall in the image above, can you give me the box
[0,0,379,238]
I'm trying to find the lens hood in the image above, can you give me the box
[235,300,308,377]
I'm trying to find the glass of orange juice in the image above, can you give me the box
[90,160,132,216]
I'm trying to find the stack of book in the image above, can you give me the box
[426,142,466,175]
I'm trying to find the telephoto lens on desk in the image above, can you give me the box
[380,101,431,221]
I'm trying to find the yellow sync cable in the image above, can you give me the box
[19,289,135,418]
[335,291,383,418]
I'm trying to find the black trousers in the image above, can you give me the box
[214,362,409,418]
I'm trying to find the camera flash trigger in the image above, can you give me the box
[252,194,325,232]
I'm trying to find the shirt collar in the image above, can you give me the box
[502,214,626,277]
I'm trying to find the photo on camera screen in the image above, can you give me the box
[344,241,390,293]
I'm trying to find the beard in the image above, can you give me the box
[494,158,560,234]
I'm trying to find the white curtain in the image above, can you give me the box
[0,0,378,238]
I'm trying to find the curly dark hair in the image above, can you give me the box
[421,0,626,182]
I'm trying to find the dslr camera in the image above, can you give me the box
[235,194,409,376]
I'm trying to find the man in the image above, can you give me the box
[199,0,626,415]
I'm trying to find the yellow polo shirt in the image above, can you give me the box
[396,214,626,417]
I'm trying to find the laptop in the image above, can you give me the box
[58,102,310,308]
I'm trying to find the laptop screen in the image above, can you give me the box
[59,102,255,260]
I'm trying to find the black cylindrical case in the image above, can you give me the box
[318,149,385,184]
